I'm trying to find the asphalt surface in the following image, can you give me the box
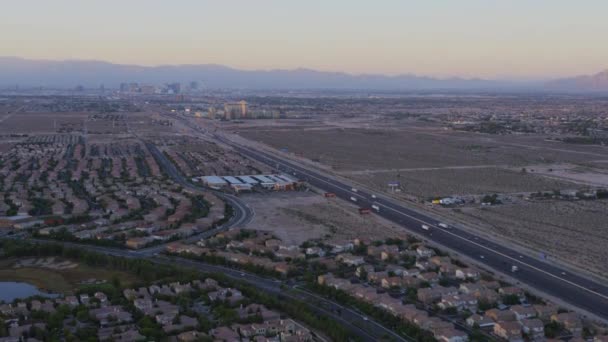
[142,140,405,340]
[16,236,405,342]
[214,133,608,321]
[137,143,254,256]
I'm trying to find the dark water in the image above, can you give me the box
[0,281,59,302]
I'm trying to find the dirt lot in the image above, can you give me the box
[241,191,406,245]
[0,112,86,134]
[351,167,579,198]
[516,164,608,187]
[450,200,608,278]
[237,125,608,280]
[240,127,605,171]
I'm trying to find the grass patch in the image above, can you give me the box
[0,268,70,293]
[0,258,140,294]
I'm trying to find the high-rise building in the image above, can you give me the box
[208,106,217,119]
[238,100,248,118]
[224,101,248,119]
[167,83,181,94]
[140,85,157,94]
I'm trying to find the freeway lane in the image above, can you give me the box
[217,134,608,321]
[134,118,411,340]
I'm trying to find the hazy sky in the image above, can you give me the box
[2,0,607,79]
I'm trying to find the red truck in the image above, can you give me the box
[358,208,371,215]
[324,192,336,198]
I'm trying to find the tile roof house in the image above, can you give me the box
[519,318,544,339]
[493,321,523,342]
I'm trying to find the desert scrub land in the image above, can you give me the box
[351,167,579,198]
[239,126,608,280]
[451,200,608,278]
[240,127,603,172]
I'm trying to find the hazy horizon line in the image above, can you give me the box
[3,55,593,83]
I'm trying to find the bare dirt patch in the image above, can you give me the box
[351,167,579,198]
[517,164,608,187]
[240,128,604,172]
[451,200,608,278]
[241,191,405,245]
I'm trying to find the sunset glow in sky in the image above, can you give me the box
[2,0,607,79]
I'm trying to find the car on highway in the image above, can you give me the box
[421,224,430,231]
[351,188,358,192]
[371,194,377,199]
[438,223,449,228]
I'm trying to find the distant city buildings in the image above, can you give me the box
[118,81,204,95]
[224,101,248,119]
[167,82,181,94]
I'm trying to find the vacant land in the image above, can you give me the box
[240,127,604,171]
[0,112,85,134]
[517,164,608,187]
[351,167,579,197]
[451,200,608,277]
[239,124,608,280]
[242,192,405,245]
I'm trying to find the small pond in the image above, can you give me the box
[0,281,59,303]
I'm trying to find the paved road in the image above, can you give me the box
[137,143,254,256]
[154,255,408,342]
[138,117,409,340]
[17,236,405,342]
[214,134,608,321]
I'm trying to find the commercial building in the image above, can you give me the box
[196,174,299,192]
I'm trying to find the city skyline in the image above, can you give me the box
[2,0,608,80]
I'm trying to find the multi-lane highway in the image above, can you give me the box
[127,139,406,340]
[215,133,608,321]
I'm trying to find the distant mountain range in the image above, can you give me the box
[0,56,606,92]
[545,70,608,92]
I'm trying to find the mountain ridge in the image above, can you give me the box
[546,70,608,91]
[0,56,514,90]
[2,56,607,92]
